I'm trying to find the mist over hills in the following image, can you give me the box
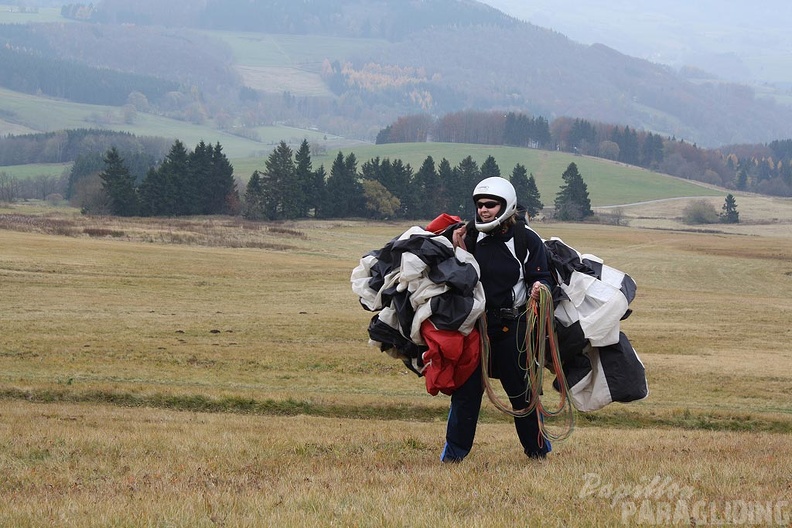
[482,0,792,87]
[3,0,792,147]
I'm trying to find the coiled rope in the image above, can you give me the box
[480,285,576,442]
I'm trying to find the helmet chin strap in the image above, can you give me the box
[475,216,504,233]
[475,211,514,233]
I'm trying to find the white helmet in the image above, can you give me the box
[473,176,517,233]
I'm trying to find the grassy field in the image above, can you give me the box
[0,206,790,526]
[204,30,386,97]
[0,5,65,24]
[0,162,71,181]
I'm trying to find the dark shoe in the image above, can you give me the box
[526,451,547,460]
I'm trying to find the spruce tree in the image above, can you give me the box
[99,147,139,216]
[455,156,480,218]
[436,157,454,216]
[187,140,212,215]
[206,142,237,215]
[163,140,191,216]
[139,141,187,217]
[324,151,363,218]
[720,194,740,223]
[311,165,327,218]
[294,139,314,217]
[243,170,266,220]
[262,141,298,220]
[480,155,501,179]
[511,164,543,219]
[524,173,543,219]
[554,162,593,221]
[414,155,440,216]
[390,158,414,219]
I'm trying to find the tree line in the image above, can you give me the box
[92,137,595,222]
[0,129,170,167]
[241,139,596,222]
[97,140,238,217]
[376,111,792,197]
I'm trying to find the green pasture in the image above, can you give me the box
[205,30,388,70]
[203,30,388,96]
[0,162,71,180]
[0,5,65,24]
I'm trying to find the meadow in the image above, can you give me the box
[0,202,790,526]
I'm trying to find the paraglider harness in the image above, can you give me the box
[459,215,576,442]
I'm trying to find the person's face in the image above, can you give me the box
[476,199,501,222]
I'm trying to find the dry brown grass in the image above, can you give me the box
[597,193,792,238]
[1,402,789,527]
[1,207,791,526]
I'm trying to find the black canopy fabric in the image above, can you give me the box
[351,226,486,375]
[544,237,648,411]
[352,228,648,411]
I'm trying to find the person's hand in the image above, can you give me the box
[530,281,546,301]
[452,225,467,250]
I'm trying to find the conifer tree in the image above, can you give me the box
[414,155,440,216]
[455,156,480,218]
[139,141,190,217]
[187,140,212,215]
[511,164,543,219]
[324,151,363,218]
[206,142,237,215]
[262,141,298,220]
[480,155,500,179]
[720,194,740,223]
[99,147,139,216]
[243,170,266,220]
[523,173,543,219]
[294,139,314,217]
[554,162,593,221]
[389,158,414,218]
[163,140,191,216]
[435,157,454,215]
[311,165,327,218]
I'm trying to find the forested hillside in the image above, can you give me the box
[34,0,792,147]
[87,0,516,38]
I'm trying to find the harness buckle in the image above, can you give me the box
[496,307,521,319]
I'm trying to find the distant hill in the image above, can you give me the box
[4,0,792,147]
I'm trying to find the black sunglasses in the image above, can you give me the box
[476,200,500,209]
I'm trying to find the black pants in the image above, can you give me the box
[442,313,551,461]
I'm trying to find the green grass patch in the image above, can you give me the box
[3,387,789,434]
[0,5,66,24]
[0,162,71,179]
[203,30,388,70]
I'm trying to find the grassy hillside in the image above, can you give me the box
[0,5,64,24]
[207,30,387,96]
[0,162,71,180]
[0,86,336,161]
